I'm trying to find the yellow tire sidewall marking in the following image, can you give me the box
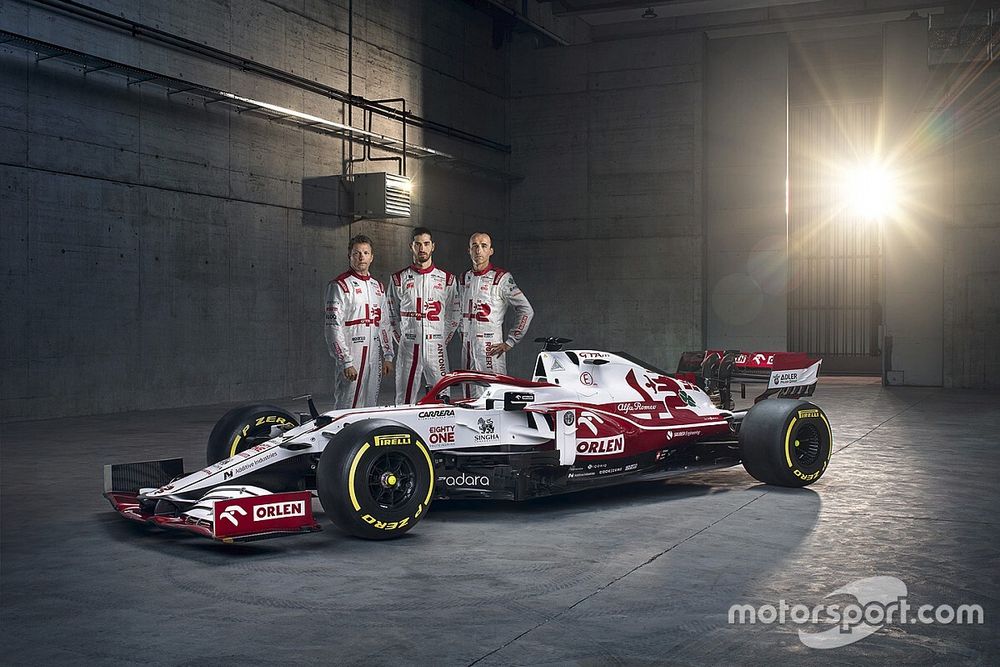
[229,434,241,459]
[784,417,798,469]
[348,442,371,512]
[416,440,435,506]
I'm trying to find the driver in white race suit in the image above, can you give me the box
[388,227,460,404]
[458,232,534,391]
[324,234,394,409]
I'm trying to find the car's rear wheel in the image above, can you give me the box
[317,420,435,540]
[739,399,832,487]
[206,403,298,465]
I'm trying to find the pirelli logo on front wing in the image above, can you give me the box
[373,433,412,447]
[798,409,820,419]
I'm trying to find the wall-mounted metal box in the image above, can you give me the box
[352,172,412,218]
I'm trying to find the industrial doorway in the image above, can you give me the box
[788,101,883,374]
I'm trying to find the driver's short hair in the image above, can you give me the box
[349,234,374,253]
[412,226,433,240]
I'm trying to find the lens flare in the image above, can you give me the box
[843,163,898,219]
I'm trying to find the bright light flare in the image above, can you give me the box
[842,163,898,219]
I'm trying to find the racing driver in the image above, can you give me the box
[458,232,534,388]
[388,227,460,404]
[325,234,394,409]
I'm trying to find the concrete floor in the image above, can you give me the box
[2,379,998,665]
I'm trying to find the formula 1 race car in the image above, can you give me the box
[104,338,831,542]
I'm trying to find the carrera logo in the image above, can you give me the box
[418,409,455,419]
[253,500,306,522]
[373,434,412,447]
[798,408,820,419]
[437,474,490,487]
[576,435,625,456]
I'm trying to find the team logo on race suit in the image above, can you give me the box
[576,435,625,456]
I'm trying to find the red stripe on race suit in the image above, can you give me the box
[404,344,420,403]
[352,345,368,408]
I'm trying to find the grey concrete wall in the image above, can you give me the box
[704,34,789,354]
[881,17,944,386]
[941,60,1000,388]
[1,0,508,420]
[507,32,705,377]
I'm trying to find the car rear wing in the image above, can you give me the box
[675,350,822,409]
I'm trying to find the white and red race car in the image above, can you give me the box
[104,338,831,542]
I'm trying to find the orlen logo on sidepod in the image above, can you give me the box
[576,435,625,456]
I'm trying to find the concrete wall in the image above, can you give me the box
[0,0,508,420]
[881,16,945,386]
[704,33,789,353]
[941,53,1000,388]
[507,32,705,377]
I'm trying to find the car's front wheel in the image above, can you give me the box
[739,399,832,487]
[206,403,299,465]
[317,420,435,540]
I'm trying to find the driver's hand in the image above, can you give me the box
[490,342,511,357]
[343,366,359,381]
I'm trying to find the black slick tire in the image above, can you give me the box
[206,403,298,465]
[317,419,435,540]
[739,399,832,487]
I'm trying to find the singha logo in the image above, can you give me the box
[478,417,495,434]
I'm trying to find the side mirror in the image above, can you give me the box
[503,391,534,411]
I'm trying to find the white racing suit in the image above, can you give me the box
[325,270,394,409]
[458,264,534,391]
[388,264,460,404]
